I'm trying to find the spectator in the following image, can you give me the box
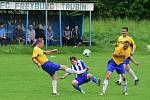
[0,22,10,45]
[63,25,71,46]
[71,25,82,47]
[47,26,54,46]
[28,25,36,45]
[0,22,6,45]
[35,24,45,42]
[13,25,24,44]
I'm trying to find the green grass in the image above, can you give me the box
[83,18,150,50]
[0,50,149,100]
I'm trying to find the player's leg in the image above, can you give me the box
[72,80,85,94]
[121,74,128,95]
[100,71,112,95]
[87,74,100,86]
[59,65,86,74]
[116,63,128,95]
[125,64,139,85]
[51,73,59,96]
[41,61,59,96]
[116,74,122,85]
[115,59,128,85]
[100,59,114,95]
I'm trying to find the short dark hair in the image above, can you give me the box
[70,56,77,61]
[122,27,128,32]
[36,38,43,44]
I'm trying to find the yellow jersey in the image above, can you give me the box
[112,44,131,65]
[117,35,136,49]
[32,46,48,65]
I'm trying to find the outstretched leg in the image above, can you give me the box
[60,65,86,74]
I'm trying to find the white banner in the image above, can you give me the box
[0,1,94,11]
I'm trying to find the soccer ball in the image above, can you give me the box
[83,49,91,57]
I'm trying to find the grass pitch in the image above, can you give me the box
[0,51,149,100]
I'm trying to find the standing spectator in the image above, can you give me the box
[47,26,54,46]
[63,25,71,46]
[0,22,8,45]
[28,25,36,45]
[35,24,45,42]
[71,25,82,47]
[13,25,24,44]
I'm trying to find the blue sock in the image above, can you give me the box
[91,76,98,85]
[73,84,82,92]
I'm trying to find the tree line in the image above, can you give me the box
[3,0,150,20]
[56,0,150,20]
[92,0,150,20]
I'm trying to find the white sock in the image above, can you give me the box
[118,74,122,83]
[128,69,138,80]
[65,68,77,74]
[52,80,57,93]
[122,80,127,93]
[102,79,109,93]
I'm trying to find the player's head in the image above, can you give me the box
[36,38,44,48]
[70,56,77,65]
[123,41,130,50]
[122,27,128,37]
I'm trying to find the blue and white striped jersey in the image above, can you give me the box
[70,60,86,74]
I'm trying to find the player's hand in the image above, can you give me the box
[130,52,134,56]
[37,63,41,68]
[113,43,118,47]
[60,77,64,79]
[86,66,91,70]
[134,62,139,66]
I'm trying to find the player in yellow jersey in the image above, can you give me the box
[115,27,139,85]
[32,38,86,96]
[100,41,138,96]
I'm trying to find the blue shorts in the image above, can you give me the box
[123,58,130,64]
[75,71,90,85]
[107,59,125,74]
[42,61,60,76]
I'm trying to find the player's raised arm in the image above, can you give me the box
[44,49,58,55]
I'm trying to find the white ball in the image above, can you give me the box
[83,49,91,57]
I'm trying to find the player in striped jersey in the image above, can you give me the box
[60,56,100,94]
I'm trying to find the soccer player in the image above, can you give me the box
[100,41,138,96]
[114,27,139,85]
[32,38,86,96]
[60,56,100,94]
